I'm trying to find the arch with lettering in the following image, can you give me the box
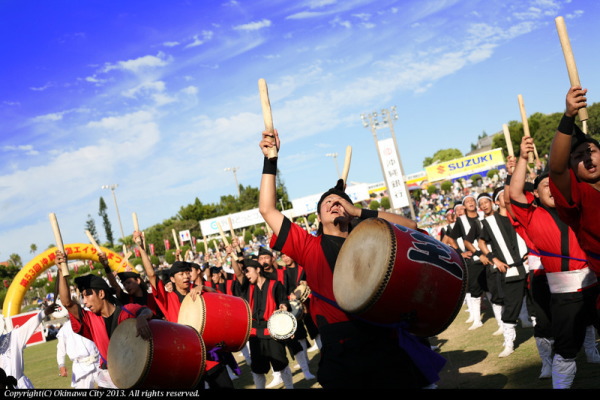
[3,243,132,318]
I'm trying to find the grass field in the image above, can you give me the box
[20,302,600,389]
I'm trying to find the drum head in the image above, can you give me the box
[268,310,297,340]
[108,319,152,389]
[333,218,393,314]
[293,284,311,302]
[178,294,206,335]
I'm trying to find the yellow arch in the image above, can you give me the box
[3,243,133,318]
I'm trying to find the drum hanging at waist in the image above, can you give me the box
[178,292,251,352]
[107,319,206,389]
[267,310,297,341]
[332,218,467,337]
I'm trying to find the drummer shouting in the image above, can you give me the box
[258,129,444,389]
[231,258,294,389]
[55,250,153,388]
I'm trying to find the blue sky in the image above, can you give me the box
[1,0,598,262]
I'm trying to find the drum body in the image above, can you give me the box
[268,310,297,340]
[108,319,205,389]
[333,218,467,337]
[178,292,251,352]
[292,283,311,303]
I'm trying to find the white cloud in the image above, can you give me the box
[186,31,214,48]
[101,52,171,74]
[163,41,180,47]
[30,82,54,91]
[330,16,352,29]
[233,19,272,31]
[2,145,39,156]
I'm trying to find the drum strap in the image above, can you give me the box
[310,288,446,385]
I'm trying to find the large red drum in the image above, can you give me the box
[178,292,251,352]
[107,319,205,389]
[332,218,466,337]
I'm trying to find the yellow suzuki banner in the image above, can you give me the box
[425,148,505,182]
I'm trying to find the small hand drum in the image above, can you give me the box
[267,310,297,341]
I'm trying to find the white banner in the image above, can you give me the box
[200,184,372,235]
[377,137,410,209]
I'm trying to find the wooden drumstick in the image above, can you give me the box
[132,212,139,232]
[502,124,514,158]
[49,213,69,277]
[341,145,352,184]
[203,235,209,255]
[227,217,241,252]
[172,229,180,250]
[216,221,230,247]
[258,78,278,160]
[85,230,102,253]
[517,94,534,164]
[555,16,589,123]
[213,240,222,262]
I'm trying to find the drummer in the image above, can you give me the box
[258,129,443,389]
[133,230,236,389]
[55,250,153,388]
[231,258,294,389]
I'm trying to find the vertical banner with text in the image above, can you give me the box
[377,137,409,209]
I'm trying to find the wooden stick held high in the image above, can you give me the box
[172,229,180,250]
[341,145,352,185]
[49,213,69,277]
[502,124,514,158]
[258,78,278,160]
[517,94,535,164]
[555,16,588,123]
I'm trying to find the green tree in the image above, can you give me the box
[380,197,390,210]
[29,243,37,255]
[471,174,483,186]
[99,197,114,247]
[8,253,22,268]
[441,181,453,192]
[423,148,463,168]
[369,200,380,211]
[427,185,438,195]
[85,214,100,244]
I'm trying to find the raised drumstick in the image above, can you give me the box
[258,78,278,160]
[555,16,588,125]
[132,212,139,232]
[85,230,102,253]
[172,229,180,251]
[341,145,352,185]
[502,124,514,158]
[217,221,230,247]
[49,213,69,277]
[517,94,535,164]
[227,217,242,252]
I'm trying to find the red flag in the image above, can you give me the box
[47,270,53,282]
[74,263,79,273]
[149,243,155,256]
[164,239,170,250]
[192,237,197,246]
[3,280,9,288]
[134,247,140,258]
[89,259,94,270]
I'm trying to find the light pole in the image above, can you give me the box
[224,167,240,197]
[101,184,126,242]
[360,106,416,220]
[325,153,340,178]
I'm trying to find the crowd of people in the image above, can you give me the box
[2,86,600,390]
